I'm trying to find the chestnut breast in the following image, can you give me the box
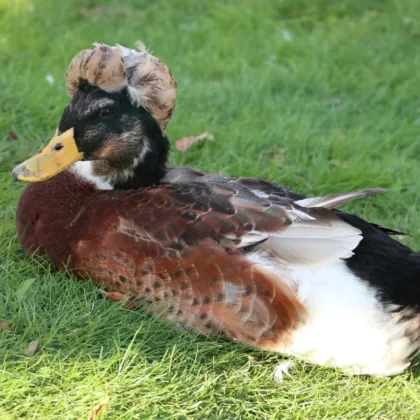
[15,170,96,267]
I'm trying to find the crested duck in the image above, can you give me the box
[12,41,420,377]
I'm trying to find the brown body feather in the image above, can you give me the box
[17,170,307,348]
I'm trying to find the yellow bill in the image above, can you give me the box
[12,128,83,182]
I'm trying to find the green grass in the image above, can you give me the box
[1,0,420,418]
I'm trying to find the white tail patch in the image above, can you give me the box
[247,252,412,376]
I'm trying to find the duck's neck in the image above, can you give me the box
[71,132,169,190]
[113,157,167,189]
[71,160,168,190]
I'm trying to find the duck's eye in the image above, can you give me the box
[99,109,112,117]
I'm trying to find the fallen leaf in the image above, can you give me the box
[175,132,214,152]
[23,340,39,357]
[0,319,9,331]
[8,131,18,140]
[88,388,109,420]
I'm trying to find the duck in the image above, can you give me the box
[12,41,420,377]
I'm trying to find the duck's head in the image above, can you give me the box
[12,41,177,189]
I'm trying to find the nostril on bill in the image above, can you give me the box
[12,165,25,181]
[53,143,64,151]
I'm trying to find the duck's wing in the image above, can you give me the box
[162,167,306,201]
[86,182,382,268]
[72,182,382,348]
[163,168,408,236]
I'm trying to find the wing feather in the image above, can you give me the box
[82,184,381,270]
[295,188,386,209]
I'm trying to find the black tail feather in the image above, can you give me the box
[370,223,412,237]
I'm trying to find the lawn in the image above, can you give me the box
[1,0,420,418]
